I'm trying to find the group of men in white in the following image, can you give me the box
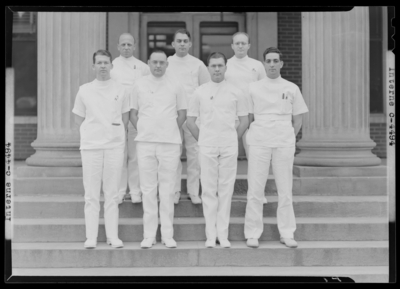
[72,29,308,250]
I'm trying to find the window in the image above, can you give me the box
[12,12,37,116]
[369,7,383,114]
[200,22,238,65]
[147,22,186,59]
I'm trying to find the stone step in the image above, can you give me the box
[14,175,387,196]
[13,195,388,219]
[12,217,388,243]
[11,266,389,282]
[11,241,388,268]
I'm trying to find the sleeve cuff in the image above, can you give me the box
[72,109,85,118]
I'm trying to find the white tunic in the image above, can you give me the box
[247,76,309,147]
[72,79,130,150]
[110,55,150,88]
[130,74,187,145]
[225,55,266,93]
[166,54,210,98]
[188,80,248,147]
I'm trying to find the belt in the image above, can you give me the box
[254,114,291,121]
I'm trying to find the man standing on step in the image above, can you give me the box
[244,47,308,249]
[110,33,150,205]
[225,31,268,205]
[73,49,130,249]
[186,52,249,248]
[166,29,211,205]
[130,50,187,249]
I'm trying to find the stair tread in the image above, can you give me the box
[11,266,389,276]
[13,195,388,202]
[13,216,389,225]
[12,240,388,250]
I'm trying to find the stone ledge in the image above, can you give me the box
[293,165,388,177]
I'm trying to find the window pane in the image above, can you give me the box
[147,22,186,58]
[12,12,37,116]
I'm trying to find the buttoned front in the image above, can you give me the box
[247,76,309,147]
[130,75,187,144]
[188,80,248,147]
[72,79,130,150]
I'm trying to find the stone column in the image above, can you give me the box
[294,7,381,167]
[26,12,106,166]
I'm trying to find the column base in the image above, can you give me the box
[26,140,82,167]
[294,139,381,167]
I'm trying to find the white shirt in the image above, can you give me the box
[247,76,309,147]
[72,79,130,150]
[130,74,187,144]
[166,54,210,98]
[188,80,248,147]
[225,55,267,94]
[110,55,150,88]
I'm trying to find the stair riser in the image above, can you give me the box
[13,200,388,219]
[14,177,387,196]
[12,247,388,268]
[13,222,388,242]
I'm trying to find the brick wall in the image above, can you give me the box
[14,124,36,160]
[277,12,302,91]
[278,11,303,154]
[370,123,387,158]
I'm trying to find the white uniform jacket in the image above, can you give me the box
[130,74,187,145]
[72,78,130,150]
[247,76,309,147]
[188,80,249,147]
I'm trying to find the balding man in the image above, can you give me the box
[225,32,267,204]
[111,33,150,204]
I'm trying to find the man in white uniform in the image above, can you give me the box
[166,29,211,205]
[225,32,268,204]
[244,47,309,249]
[130,50,187,249]
[73,49,130,249]
[187,52,249,248]
[110,33,150,204]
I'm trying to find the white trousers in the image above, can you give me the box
[81,148,124,240]
[174,122,201,196]
[199,145,238,240]
[119,125,141,197]
[244,145,296,239]
[137,142,180,239]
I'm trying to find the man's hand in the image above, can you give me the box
[129,109,139,130]
[292,114,303,136]
[177,109,187,129]
[186,116,200,141]
[237,115,249,139]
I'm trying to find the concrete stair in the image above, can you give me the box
[11,160,389,282]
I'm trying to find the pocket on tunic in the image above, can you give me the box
[280,93,293,114]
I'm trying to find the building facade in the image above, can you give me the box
[11,9,390,163]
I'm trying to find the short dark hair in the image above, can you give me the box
[232,32,250,44]
[207,52,227,66]
[148,49,167,60]
[263,47,283,62]
[93,49,112,64]
[174,29,191,41]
